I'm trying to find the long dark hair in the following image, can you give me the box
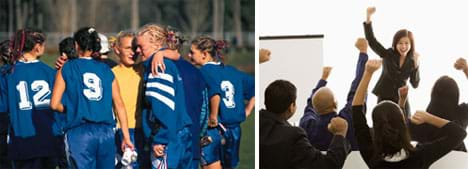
[73,27,101,58]
[392,29,415,58]
[372,101,414,160]
[427,76,462,126]
[191,36,227,62]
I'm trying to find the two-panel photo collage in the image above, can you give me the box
[0,0,467,169]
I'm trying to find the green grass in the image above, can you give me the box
[239,112,255,169]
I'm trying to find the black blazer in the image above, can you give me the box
[260,109,350,169]
[364,22,420,100]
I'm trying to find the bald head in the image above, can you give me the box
[312,87,337,114]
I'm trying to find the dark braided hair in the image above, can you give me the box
[10,28,45,63]
[191,36,228,62]
[73,27,101,58]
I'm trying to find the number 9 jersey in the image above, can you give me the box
[60,58,115,131]
[200,62,255,125]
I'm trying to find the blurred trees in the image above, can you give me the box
[0,0,254,47]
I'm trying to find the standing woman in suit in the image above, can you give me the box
[364,7,420,118]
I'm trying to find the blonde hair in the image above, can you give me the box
[114,31,134,47]
[137,24,180,49]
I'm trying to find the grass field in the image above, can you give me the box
[239,112,255,169]
[40,49,255,168]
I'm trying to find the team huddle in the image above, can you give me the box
[0,24,255,169]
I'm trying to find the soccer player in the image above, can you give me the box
[1,29,64,169]
[152,29,209,169]
[136,24,193,169]
[0,40,11,169]
[189,36,255,169]
[50,27,134,169]
[111,31,148,168]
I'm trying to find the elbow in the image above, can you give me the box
[49,100,60,112]
[50,103,58,111]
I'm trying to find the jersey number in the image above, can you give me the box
[221,81,236,108]
[83,73,103,101]
[16,80,51,110]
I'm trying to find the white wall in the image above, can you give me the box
[258,0,468,145]
[259,36,323,124]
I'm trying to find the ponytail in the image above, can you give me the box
[74,27,102,56]
[165,26,186,50]
[191,36,229,62]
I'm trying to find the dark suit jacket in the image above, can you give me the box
[364,22,420,100]
[260,109,350,169]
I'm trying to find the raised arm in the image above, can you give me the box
[398,85,409,109]
[295,117,350,168]
[454,57,468,79]
[364,7,388,57]
[410,110,467,163]
[351,60,382,165]
[259,48,271,64]
[307,67,332,109]
[343,38,369,109]
[150,49,181,76]
[352,59,382,106]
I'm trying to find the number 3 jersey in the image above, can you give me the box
[200,62,255,125]
[61,58,115,131]
[1,60,64,159]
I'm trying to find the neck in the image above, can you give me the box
[79,51,93,58]
[203,57,216,65]
[119,62,133,68]
[22,52,37,61]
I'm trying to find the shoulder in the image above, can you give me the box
[37,61,55,72]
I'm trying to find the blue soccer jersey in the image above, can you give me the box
[2,60,64,159]
[60,58,115,130]
[174,57,209,161]
[143,56,192,145]
[200,62,255,125]
[0,65,9,113]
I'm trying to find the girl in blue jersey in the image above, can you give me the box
[50,27,134,169]
[136,24,193,169]
[0,40,11,169]
[189,36,255,169]
[0,29,64,169]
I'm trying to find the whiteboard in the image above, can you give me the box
[259,35,324,124]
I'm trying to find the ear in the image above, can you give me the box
[33,43,42,52]
[202,51,209,59]
[288,102,296,114]
[75,42,80,51]
[113,46,120,55]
